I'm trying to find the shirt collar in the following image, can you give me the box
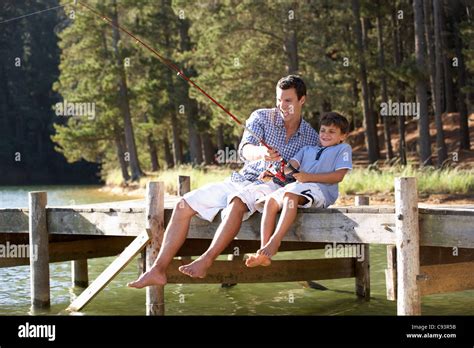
[274,109,304,136]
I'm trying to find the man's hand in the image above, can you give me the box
[292,172,311,183]
[259,146,281,162]
[258,170,274,181]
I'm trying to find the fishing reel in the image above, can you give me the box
[260,159,299,187]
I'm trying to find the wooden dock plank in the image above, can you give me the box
[419,262,474,296]
[1,204,473,247]
[166,258,355,284]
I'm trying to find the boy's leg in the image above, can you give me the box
[246,197,280,267]
[258,193,307,258]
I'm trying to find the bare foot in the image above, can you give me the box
[178,256,212,278]
[258,239,280,259]
[127,267,167,288]
[245,253,271,267]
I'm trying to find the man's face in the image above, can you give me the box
[276,87,305,123]
[319,124,347,147]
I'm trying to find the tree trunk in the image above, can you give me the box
[352,0,379,163]
[433,0,448,166]
[376,11,394,160]
[392,1,407,165]
[424,0,437,118]
[143,114,159,172]
[453,14,470,150]
[114,127,130,182]
[413,0,432,166]
[201,132,215,165]
[440,0,456,113]
[217,124,225,151]
[283,2,298,74]
[111,1,142,181]
[163,135,174,168]
[178,17,203,165]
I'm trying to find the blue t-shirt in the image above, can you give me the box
[291,143,352,206]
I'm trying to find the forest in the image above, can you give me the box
[0,0,472,185]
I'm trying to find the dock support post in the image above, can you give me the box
[177,176,193,263]
[395,177,421,315]
[178,175,191,196]
[354,195,370,300]
[29,191,50,310]
[145,181,165,315]
[72,260,89,288]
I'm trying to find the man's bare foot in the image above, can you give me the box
[178,256,212,278]
[258,239,280,259]
[245,253,271,267]
[127,268,167,288]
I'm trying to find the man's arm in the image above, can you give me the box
[293,169,349,184]
[241,144,281,162]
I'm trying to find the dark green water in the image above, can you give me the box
[0,186,473,315]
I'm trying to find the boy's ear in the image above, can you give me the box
[299,96,306,105]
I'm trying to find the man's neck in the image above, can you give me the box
[284,115,302,135]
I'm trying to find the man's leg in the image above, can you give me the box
[127,199,196,288]
[178,197,248,278]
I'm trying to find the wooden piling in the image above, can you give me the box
[178,175,191,196]
[395,177,421,315]
[145,181,165,316]
[355,196,370,300]
[385,245,397,301]
[29,191,50,309]
[72,259,89,288]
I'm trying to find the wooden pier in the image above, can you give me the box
[0,176,473,315]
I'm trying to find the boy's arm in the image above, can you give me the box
[293,169,349,184]
[284,159,300,174]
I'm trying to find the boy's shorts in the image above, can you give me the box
[255,182,326,212]
[183,178,252,222]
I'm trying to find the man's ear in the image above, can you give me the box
[299,96,306,106]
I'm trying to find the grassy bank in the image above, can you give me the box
[106,165,474,196]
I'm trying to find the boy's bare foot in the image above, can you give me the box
[258,239,280,259]
[178,256,212,278]
[127,267,167,288]
[245,253,271,267]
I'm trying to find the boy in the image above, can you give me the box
[246,112,352,267]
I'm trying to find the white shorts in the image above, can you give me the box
[255,182,326,212]
[183,179,251,222]
[221,181,281,221]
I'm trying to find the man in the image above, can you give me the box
[128,75,318,288]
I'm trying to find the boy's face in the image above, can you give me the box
[319,124,347,147]
[276,87,305,123]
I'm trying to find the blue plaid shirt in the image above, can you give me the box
[231,108,319,183]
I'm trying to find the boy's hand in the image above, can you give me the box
[293,172,311,183]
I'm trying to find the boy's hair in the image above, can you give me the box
[320,112,350,134]
[277,75,306,100]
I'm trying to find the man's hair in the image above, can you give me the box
[277,75,306,100]
[320,112,350,134]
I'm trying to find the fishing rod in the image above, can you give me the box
[73,1,298,184]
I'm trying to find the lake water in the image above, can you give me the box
[0,186,472,315]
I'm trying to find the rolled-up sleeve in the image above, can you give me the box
[238,111,265,162]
